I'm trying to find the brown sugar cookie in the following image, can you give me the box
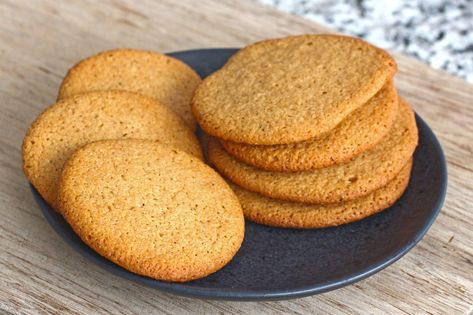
[221,82,399,171]
[192,34,397,145]
[58,49,201,129]
[230,159,412,229]
[22,91,202,210]
[58,140,244,282]
[207,99,418,204]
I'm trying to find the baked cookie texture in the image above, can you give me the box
[221,82,399,171]
[58,140,244,282]
[230,159,412,229]
[207,99,418,204]
[58,49,201,129]
[23,91,202,210]
[192,34,397,145]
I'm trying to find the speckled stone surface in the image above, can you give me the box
[257,0,473,83]
[32,49,447,300]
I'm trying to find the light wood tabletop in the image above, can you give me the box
[1,0,472,314]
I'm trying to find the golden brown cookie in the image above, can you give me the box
[58,49,201,129]
[23,91,202,210]
[230,159,412,229]
[207,99,418,204]
[192,34,397,145]
[221,82,398,171]
[58,140,244,282]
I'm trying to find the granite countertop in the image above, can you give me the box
[257,0,473,83]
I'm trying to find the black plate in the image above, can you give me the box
[32,49,447,301]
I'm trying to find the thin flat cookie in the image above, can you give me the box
[58,49,201,129]
[230,159,412,229]
[221,82,398,171]
[59,140,244,282]
[23,91,202,210]
[193,34,396,144]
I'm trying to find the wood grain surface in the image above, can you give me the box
[1,0,472,314]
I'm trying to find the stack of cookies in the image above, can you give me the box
[23,50,245,282]
[193,35,418,229]
[22,34,419,283]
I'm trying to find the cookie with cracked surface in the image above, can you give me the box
[23,91,202,210]
[221,82,398,171]
[58,48,201,129]
[192,34,397,145]
[58,139,244,282]
[230,159,412,229]
[207,99,417,204]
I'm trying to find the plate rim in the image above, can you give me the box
[31,48,448,301]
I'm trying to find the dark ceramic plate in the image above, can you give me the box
[32,49,447,301]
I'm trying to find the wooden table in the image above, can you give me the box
[1,0,472,313]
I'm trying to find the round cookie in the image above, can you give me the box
[207,99,418,204]
[192,34,397,145]
[23,91,202,210]
[221,82,398,171]
[230,159,412,229]
[58,140,244,282]
[58,49,201,129]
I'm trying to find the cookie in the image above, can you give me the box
[230,159,412,229]
[23,91,202,210]
[58,49,201,129]
[192,34,397,145]
[207,99,418,204]
[58,140,244,282]
[221,82,398,171]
